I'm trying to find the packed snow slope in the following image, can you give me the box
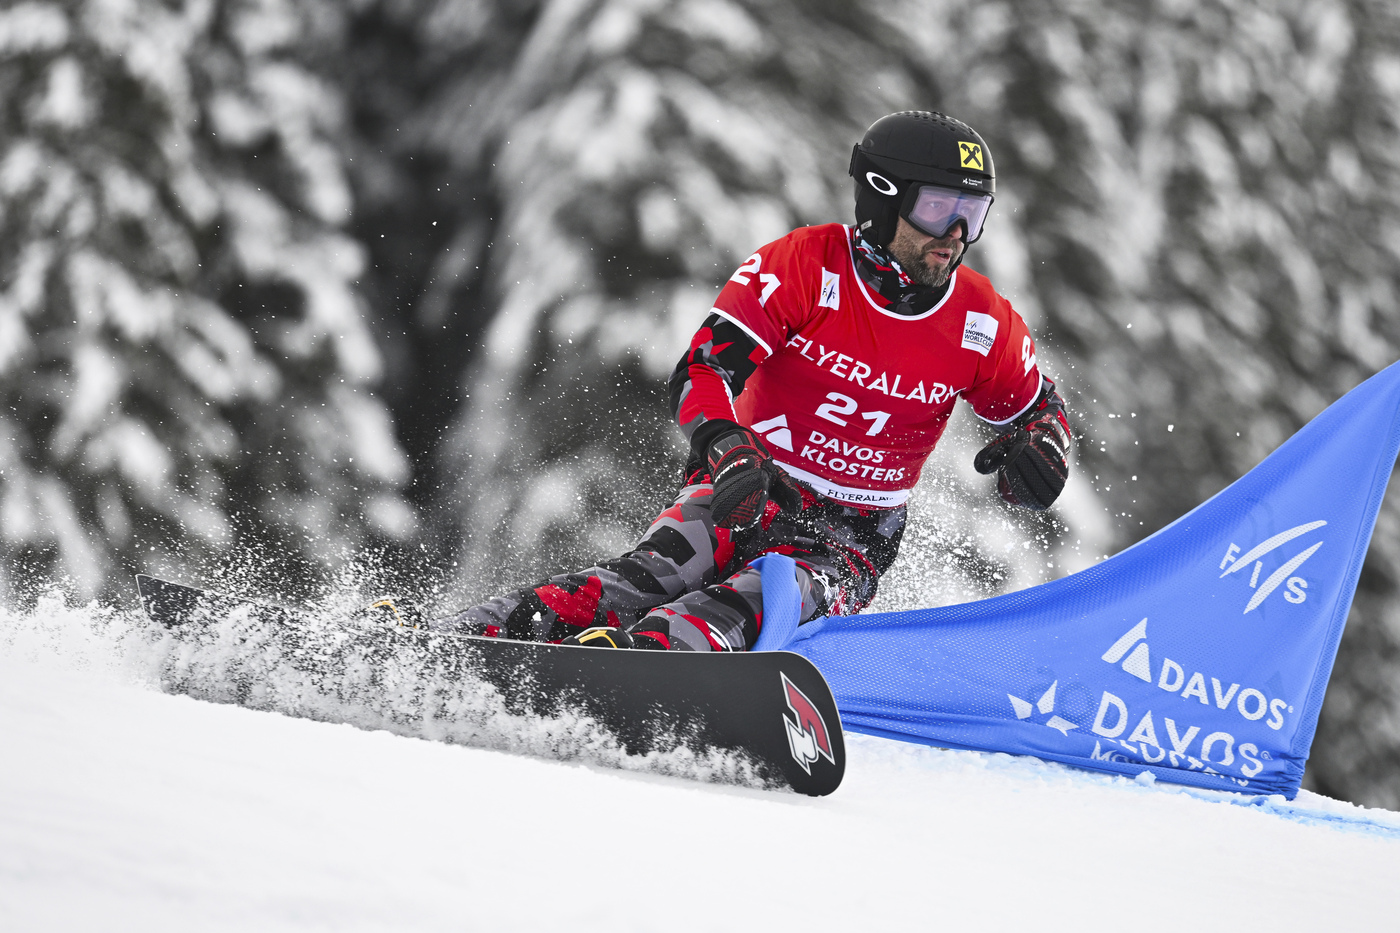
[3,597,1399,933]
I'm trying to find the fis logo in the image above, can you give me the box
[1219,520,1326,613]
[1007,680,1078,736]
[781,672,835,774]
[818,268,840,310]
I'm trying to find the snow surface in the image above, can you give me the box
[3,595,1400,932]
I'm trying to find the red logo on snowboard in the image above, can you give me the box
[781,672,835,773]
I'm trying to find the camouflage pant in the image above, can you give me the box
[434,480,906,651]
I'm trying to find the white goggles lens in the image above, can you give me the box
[905,185,993,243]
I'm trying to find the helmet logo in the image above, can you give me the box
[959,142,984,170]
[865,172,899,196]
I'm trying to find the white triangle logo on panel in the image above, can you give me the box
[750,414,794,452]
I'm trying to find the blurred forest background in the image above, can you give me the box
[3,0,1400,806]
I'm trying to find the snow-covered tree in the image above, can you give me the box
[880,0,1400,806]
[0,0,414,600]
[336,0,543,510]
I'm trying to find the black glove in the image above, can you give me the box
[973,379,1072,511]
[705,425,803,529]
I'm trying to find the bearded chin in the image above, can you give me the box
[913,254,951,288]
[892,242,951,288]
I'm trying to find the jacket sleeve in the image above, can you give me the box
[668,313,764,445]
[668,230,819,450]
[962,295,1044,427]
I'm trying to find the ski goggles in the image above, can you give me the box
[903,184,994,243]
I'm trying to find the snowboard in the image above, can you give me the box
[135,575,845,796]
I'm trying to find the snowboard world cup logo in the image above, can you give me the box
[781,672,835,774]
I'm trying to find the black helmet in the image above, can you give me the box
[849,111,996,248]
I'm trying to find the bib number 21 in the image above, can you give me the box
[730,253,781,306]
[815,392,890,437]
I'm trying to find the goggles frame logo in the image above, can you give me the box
[958,141,984,170]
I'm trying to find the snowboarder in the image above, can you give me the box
[434,111,1072,651]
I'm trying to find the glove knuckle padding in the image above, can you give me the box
[974,429,1030,474]
[711,466,770,528]
[705,425,805,529]
[1004,427,1069,509]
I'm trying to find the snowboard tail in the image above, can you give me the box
[136,575,845,796]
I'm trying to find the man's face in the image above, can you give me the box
[887,216,965,288]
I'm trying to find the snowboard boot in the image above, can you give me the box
[562,626,667,649]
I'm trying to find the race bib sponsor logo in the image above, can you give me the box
[785,333,960,404]
[750,414,794,452]
[961,311,998,356]
[819,268,840,310]
[798,430,905,483]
